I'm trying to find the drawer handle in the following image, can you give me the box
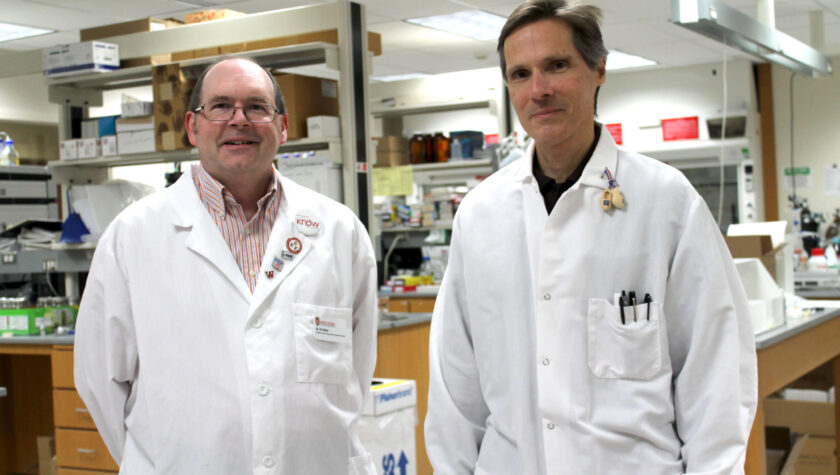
[74,407,90,413]
[77,448,97,454]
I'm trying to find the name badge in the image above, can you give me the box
[313,315,349,343]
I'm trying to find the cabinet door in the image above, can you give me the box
[51,348,75,389]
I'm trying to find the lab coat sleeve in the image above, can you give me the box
[425,216,490,474]
[664,195,758,474]
[348,217,378,473]
[74,223,139,464]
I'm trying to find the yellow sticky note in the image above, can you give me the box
[373,166,414,196]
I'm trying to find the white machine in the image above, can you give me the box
[0,165,58,231]
[275,150,342,203]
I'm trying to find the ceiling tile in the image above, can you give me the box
[352,0,466,22]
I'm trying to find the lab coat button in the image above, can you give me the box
[245,228,251,235]
[263,456,276,468]
[542,358,550,366]
[252,318,263,329]
[543,293,551,300]
[249,270,256,277]
[257,383,271,396]
[547,422,555,430]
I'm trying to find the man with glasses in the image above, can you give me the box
[74,57,378,474]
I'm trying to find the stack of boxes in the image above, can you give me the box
[375,136,409,167]
[273,74,340,140]
[153,64,195,151]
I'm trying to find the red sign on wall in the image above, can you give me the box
[661,116,699,141]
[605,123,623,145]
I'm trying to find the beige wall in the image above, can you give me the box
[772,57,840,221]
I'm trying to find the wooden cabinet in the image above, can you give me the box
[51,346,118,473]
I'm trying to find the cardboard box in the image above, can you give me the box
[727,221,793,292]
[152,64,195,151]
[171,50,195,61]
[220,42,249,54]
[185,9,245,24]
[77,138,101,158]
[246,30,382,56]
[59,140,78,160]
[363,379,417,416]
[307,115,340,138]
[121,101,153,118]
[733,258,785,333]
[80,17,181,42]
[37,436,56,475]
[42,41,119,77]
[766,397,837,475]
[115,115,154,132]
[193,47,221,59]
[375,151,409,167]
[376,135,409,153]
[118,130,155,154]
[274,74,339,140]
[781,435,836,475]
[101,135,117,156]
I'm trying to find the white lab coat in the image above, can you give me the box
[426,125,757,474]
[74,167,378,475]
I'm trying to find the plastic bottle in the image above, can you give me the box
[807,247,828,271]
[419,256,435,285]
[0,138,7,166]
[826,245,838,268]
[793,248,804,271]
[450,139,463,161]
[3,139,19,166]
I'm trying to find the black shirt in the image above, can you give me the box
[532,125,601,214]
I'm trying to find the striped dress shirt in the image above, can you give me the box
[192,164,282,293]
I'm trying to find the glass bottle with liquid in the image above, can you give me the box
[409,133,425,164]
[433,132,449,162]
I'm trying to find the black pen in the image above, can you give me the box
[643,293,652,321]
[628,291,637,322]
[619,290,627,325]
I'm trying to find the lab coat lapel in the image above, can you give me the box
[167,168,251,303]
[249,179,314,313]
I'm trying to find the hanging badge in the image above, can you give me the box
[611,187,625,209]
[295,211,321,236]
[272,256,284,271]
[600,189,613,211]
[286,237,303,255]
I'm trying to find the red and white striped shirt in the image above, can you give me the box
[192,164,282,293]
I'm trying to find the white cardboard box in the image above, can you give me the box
[363,378,416,416]
[77,138,101,159]
[121,101,153,118]
[307,115,340,138]
[100,135,117,156]
[42,41,119,77]
[728,221,793,293]
[115,115,154,133]
[117,130,155,155]
[59,140,78,160]
[734,257,785,333]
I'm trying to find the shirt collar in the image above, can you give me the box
[192,163,282,214]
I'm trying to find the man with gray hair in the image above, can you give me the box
[75,57,378,474]
[425,1,757,473]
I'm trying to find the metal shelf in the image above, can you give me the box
[0,248,93,274]
[381,224,452,233]
[372,99,493,118]
[46,42,339,93]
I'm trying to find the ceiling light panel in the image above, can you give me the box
[0,22,53,43]
[405,10,507,41]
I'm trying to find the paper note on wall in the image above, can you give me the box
[825,166,840,196]
[373,166,414,196]
[783,166,813,190]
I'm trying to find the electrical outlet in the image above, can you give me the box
[43,259,57,271]
[1,254,14,264]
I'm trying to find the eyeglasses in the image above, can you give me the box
[194,101,279,123]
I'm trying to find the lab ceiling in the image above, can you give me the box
[1,0,838,78]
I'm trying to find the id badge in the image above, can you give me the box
[313,314,349,343]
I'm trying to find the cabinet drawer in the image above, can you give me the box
[55,428,119,471]
[58,468,117,474]
[54,389,96,429]
[52,347,75,389]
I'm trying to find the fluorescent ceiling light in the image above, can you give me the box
[0,22,53,43]
[405,10,506,41]
[606,50,657,71]
[370,72,430,83]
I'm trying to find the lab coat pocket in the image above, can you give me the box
[293,303,353,385]
[587,298,662,380]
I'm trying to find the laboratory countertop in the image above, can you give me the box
[755,306,840,350]
[796,288,840,300]
[0,312,433,347]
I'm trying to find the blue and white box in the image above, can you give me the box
[43,41,119,77]
[359,378,417,475]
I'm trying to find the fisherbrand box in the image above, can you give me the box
[43,41,119,77]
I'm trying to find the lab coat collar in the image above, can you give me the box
[166,167,252,303]
[513,123,619,190]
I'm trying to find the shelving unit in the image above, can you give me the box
[371,99,495,118]
[0,248,92,274]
